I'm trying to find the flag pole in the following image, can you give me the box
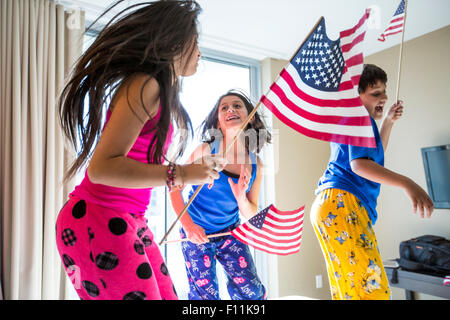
[395,0,409,103]
[159,17,324,246]
[158,102,261,246]
[161,231,232,245]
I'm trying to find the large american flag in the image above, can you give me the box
[378,0,406,42]
[231,204,304,256]
[260,10,376,148]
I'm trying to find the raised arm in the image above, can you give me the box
[228,157,263,220]
[379,100,403,151]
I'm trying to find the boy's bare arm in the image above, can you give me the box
[350,158,434,218]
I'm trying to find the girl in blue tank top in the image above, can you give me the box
[170,90,271,300]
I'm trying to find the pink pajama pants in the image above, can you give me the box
[55,196,178,300]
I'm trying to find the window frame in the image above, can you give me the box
[199,47,262,103]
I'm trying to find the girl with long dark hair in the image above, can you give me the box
[56,0,221,300]
[170,90,271,299]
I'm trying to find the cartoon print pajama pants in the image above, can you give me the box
[310,188,391,300]
[55,196,178,300]
[180,222,267,300]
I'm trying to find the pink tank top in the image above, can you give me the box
[70,105,173,215]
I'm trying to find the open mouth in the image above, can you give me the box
[375,105,384,113]
[226,115,240,121]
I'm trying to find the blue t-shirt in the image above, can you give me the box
[185,139,258,234]
[315,117,384,225]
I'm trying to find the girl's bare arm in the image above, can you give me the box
[88,75,218,188]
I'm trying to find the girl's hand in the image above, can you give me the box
[385,100,404,123]
[183,222,209,244]
[182,155,225,186]
[228,165,250,202]
[402,177,434,218]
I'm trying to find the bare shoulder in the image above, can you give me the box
[111,73,160,123]
[89,74,161,167]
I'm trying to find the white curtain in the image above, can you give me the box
[0,0,84,299]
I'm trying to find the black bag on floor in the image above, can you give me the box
[398,235,450,276]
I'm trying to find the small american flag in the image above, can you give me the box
[378,0,406,42]
[260,10,376,148]
[231,204,304,256]
[444,275,450,286]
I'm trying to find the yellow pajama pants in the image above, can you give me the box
[310,188,391,300]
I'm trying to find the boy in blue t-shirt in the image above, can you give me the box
[310,64,434,300]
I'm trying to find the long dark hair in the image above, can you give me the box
[200,90,272,154]
[59,0,201,179]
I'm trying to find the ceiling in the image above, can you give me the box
[64,0,450,61]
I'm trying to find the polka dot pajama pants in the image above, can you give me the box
[56,196,177,300]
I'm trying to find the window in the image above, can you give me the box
[147,49,269,300]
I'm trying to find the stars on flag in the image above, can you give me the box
[295,26,345,91]
[259,10,377,148]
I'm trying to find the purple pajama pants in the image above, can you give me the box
[55,196,177,300]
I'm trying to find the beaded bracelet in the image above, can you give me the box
[166,162,176,191]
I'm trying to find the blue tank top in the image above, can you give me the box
[185,139,258,234]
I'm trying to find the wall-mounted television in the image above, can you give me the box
[421,144,450,209]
